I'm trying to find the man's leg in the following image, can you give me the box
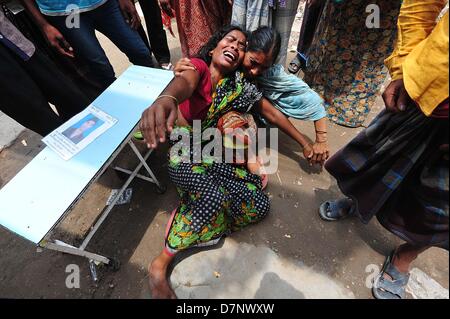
[47,13,116,90]
[93,0,154,67]
[139,0,171,65]
[0,46,63,136]
[392,244,429,274]
[272,0,300,66]
[231,0,248,30]
[23,50,91,121]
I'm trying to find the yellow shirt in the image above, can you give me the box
[385,0,449,116]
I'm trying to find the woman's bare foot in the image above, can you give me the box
[148,252,177,299]
[247,156,266,175]
[247,160,262,175]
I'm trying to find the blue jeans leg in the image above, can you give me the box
[47,13,116,89]
[93,0,154,68]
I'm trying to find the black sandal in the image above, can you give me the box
[318,198,356,221]
[288,56,301,74]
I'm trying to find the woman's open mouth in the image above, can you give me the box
[223,50,237,63]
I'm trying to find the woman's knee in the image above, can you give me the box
[236,190,270,221]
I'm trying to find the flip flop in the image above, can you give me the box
[318,198,355,221]
[288,53,309,74]
[372,250,410,299]
[133,130,144,141]
[288,56,301,74]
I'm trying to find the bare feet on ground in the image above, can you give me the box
[148,259,177,299]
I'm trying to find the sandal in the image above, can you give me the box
[318,198,355,221]
[372,250,410,299]
[288,53,308,74]
[133,130,144,141]
[288,56,301,74]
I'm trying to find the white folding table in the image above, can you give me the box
[0,65,173,276]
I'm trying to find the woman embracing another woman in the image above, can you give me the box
[139,26,270,299]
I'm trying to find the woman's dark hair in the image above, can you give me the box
[196,25,247,65]
[247,26,281,63]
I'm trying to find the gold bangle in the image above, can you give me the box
[155,94,179,107]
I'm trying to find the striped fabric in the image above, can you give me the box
[231,0,299,66]
[231,0,272,32]
[326,104,449,249]
[271,0,300,65]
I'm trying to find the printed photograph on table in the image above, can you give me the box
[62,114,104,145]
[42,105,118,160]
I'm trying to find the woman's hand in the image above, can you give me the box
[303,143,314,162]
[310,140,330,166]
[173,58,197,77]
[140,97,178,149]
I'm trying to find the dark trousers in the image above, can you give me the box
[138,0,171,65]
[47,0,153,90]
[0,44,89,136]
[296,0,326,55]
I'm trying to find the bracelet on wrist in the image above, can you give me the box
[155,94,179,107]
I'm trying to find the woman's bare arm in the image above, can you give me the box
[312,117,330,166]
[140,69,200,148]
[256,98,314,160]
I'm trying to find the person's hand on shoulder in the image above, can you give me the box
[173,58,197,77]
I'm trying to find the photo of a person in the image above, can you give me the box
[62,115,104,144]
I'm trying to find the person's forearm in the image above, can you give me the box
[314,117,328,142]
[258,99,310,148]
[21,0,50,29]
[159,74,197,106]
[273,114,310,148]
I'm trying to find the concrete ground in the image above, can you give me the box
[0,3,448,299]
